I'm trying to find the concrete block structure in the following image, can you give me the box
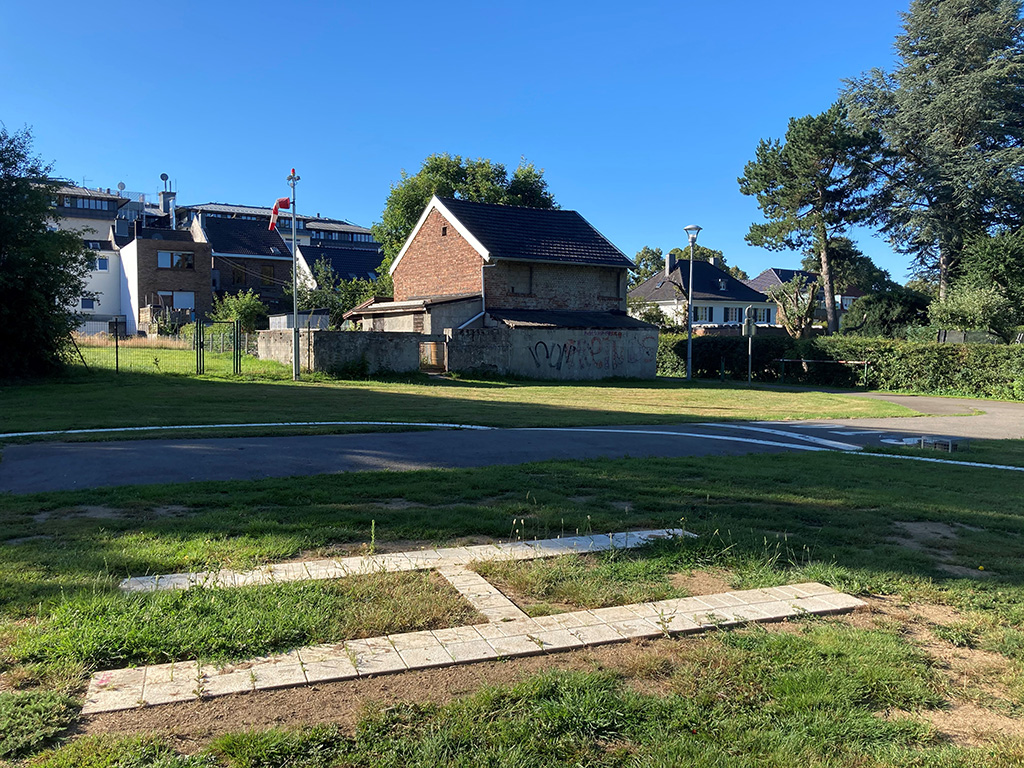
[345,196,655,379]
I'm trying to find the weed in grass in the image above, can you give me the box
[0,690,77,760]
[11,571,479,671]
[29,734,214,768]
[934,621,983,648]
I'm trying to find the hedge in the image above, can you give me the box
[658,333,1024,400]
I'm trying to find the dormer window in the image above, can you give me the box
[719,279,728,291]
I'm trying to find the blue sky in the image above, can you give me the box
[2,0,914,280]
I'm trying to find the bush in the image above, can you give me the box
[658,333,795,381]
[657,332,1024,399]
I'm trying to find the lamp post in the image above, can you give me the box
[683,224,702,382]
[287,168,300,381]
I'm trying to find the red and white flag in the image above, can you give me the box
[269,196,291,231]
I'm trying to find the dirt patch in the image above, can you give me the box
[669,569,733,596]
[886,704,1024,747]
[3,535,53,546]
[610,501,634,511]
[74,505,122,519]
[890,521,959,554]
[150,506,191,517]
[888,521,997,579]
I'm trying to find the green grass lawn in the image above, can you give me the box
[0,367,914,440]
[1,450,1023,764]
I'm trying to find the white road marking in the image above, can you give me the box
[695,423,861,451]
[853,452,1024,472]
[516,427,830,453]
[829,430,881,435]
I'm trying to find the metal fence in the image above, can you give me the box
[73,317,261,376]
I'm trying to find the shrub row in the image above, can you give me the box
[658,333,1024,400]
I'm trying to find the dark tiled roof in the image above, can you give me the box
[305,220,373,235]
[744,268,818,293]
[630,260,770,303]
[134,227,196,242]
[299,244,383,281]
[203,217,290,256]
[487,309,656,329]
[437,197,633,268]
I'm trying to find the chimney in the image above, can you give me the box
[159,190,177,228]
[665,250,676,278]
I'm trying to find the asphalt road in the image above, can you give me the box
[1,394,1021,495]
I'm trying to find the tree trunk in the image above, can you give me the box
[938,249,950,301]
[819,241,839,335]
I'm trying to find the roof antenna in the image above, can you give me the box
[160,173,169,191]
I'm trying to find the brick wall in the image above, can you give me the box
[484,261,626,312]
[133,239,213,319]
[392,209,483,300]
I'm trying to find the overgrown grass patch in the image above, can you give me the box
[472,537,730,612]
[9,571,478,676]
[0,691,77,761]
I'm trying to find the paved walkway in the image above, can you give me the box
[2,394,1022,494]
[82,529,863,715]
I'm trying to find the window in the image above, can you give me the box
[688,305,712,323]
[157,290,173,306]
[157,251,194,269]
[509,264,533,294]
[232,268,245,285]
[81,298,95,310]
[441,226,448,236]
[724,307,741,323]
[752,307,772,323]
[261,265,274,285]
[172,291,195,310]
[93,257,109,272]
[842,296,854,310]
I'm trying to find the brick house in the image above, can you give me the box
[117,224,213,335]
[347,196,639,333]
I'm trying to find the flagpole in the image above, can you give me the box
[287,168,300,381]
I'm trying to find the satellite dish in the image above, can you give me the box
[117,181,126,191]
[160,173,169,182]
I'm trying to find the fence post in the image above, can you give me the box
[234,320,241,375]
[114,324,119,373]
[780,359,785,384]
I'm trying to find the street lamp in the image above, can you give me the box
[683,225,702,381]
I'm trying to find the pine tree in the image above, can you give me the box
[845,0,1024,297]
[739,103,876,333]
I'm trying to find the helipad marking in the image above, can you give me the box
[696,423,860,451]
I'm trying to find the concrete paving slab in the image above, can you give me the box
[399,644,456,669]
[444,639,500,662]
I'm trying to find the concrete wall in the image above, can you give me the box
[258,330,426,374]
[446,327,657,380]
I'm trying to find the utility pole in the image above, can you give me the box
[287,168,301,381]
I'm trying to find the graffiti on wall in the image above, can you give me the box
[526,331,658,373]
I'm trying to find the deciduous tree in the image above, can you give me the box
[766,274,821,339]
[0,127,93,376]
[371,154,556,275]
